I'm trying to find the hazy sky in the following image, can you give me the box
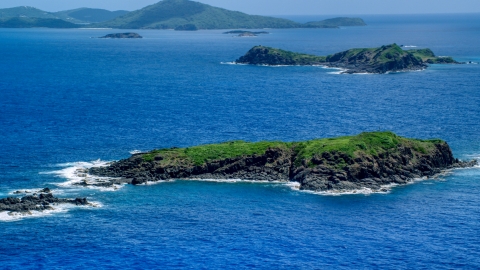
[2,0,480,14]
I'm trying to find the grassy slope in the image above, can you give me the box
[255,46,327,64]
[326,44,409,64]
[142,132,444,166]
[408,48,458,64]
[0,6,56,19]
[54,8,129,23]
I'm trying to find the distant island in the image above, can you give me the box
[224,30,269,37]
[0,6,128,25]
[0,17,79,28]
[99,33,143,39]
[89,132,476,193]
[93,0,367,30]
[0,1,367,30]
[235,44,460,74]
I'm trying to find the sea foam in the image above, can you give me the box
[0,201,102,222]
[43,160,125,192]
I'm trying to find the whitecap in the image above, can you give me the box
[403,45,418,48]
[322,66,348,74]
[183,178,285,184]
[129,150,144,155]
[8,188,62,196]
[285,170,465,196]
[220,61,244,65]
[43,160,125,192]
[0,201,102,222]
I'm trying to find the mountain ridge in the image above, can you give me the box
[93,0,366,30]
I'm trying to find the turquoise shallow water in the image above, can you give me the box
[0,14,479,269]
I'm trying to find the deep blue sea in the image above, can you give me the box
[1,14,480,269]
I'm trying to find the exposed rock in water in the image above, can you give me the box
[13,187,52,195]
[238,32,258,37]
[235,44,463,74]
[88,132,478,193]
[224,30,269,35]
[0,193,90,213]
[99,32,142,39]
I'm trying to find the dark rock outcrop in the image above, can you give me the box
[235,44,462,74]
[224,30,269,35]
[0,192,90,213]
[99,32,142,39]
[89,134,477,192]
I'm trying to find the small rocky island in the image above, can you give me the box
[89,132,477,193]
[235,44,461,74]
[99,33,143,39]
[224,30,269,37]
[0,188,90,214]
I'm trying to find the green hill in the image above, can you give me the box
[0,6,128,25]
[0,2,367,30]
[94,0,300,29]
[54,8,129,23]
[0,6,56,19]
[0,17,79,28]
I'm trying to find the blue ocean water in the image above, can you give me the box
[0,14,480,269]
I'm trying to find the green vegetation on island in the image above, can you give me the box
[407,48,459,64]
[89,131,476,192]
[0,17,79,28]
[236,44,461,73]
[93,0,300,29]
[0,6,129,26]
[93,0,367,30]
[303,17,367,28]
[141,132,441,167]
[0,1,367,30]
[0,6,57,20]
[53,8,129,24]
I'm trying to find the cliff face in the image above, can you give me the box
[89,132,477,192]
[235,44,460,74]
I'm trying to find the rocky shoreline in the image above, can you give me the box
[0,188,91,214]
[235,44,461,74]
[88,132,477,193]
[99,32,142,39]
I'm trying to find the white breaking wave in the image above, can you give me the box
[220,62,244,65]
[129,150,144,155]
[286,170,465,196]
[43,160,125,192]
[322,66,348,74]
[183,178,286,184]
[0,201,102,222]
[8,188,62,196]
[403,45,418,48]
